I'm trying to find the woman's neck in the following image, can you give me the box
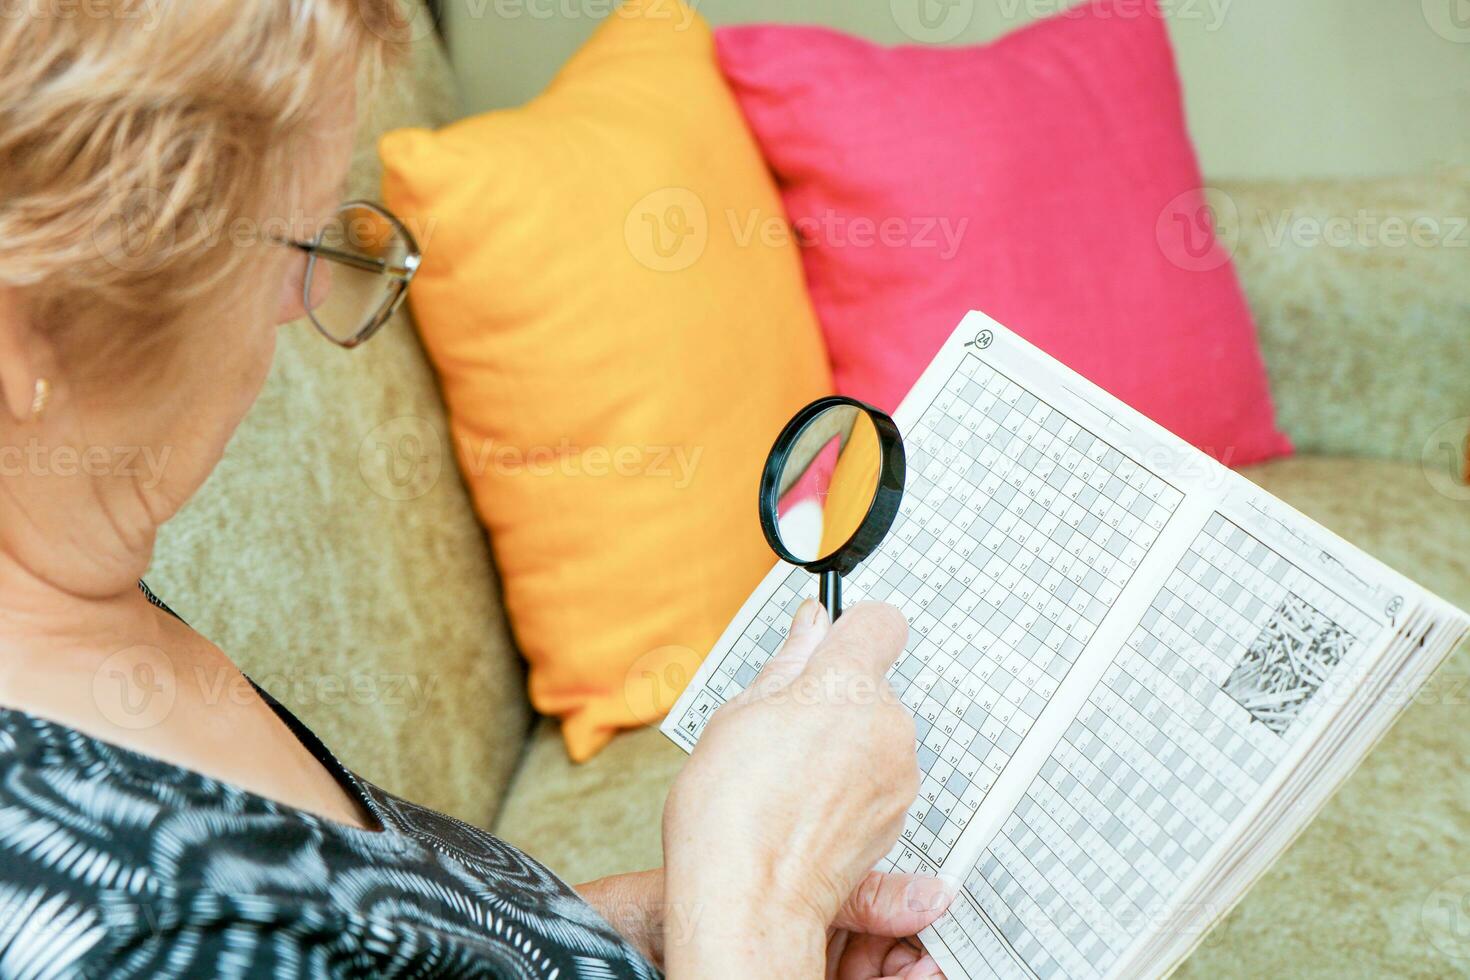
[0,541,146,636]
[0,540,182,710]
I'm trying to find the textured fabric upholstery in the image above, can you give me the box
[148,27,531,829]
[1223,171,1470,466]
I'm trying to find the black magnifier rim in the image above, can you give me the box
[759,395,906,577]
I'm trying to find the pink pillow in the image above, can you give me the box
[715,3,1291,467]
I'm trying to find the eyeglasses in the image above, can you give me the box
[289,201,421,348]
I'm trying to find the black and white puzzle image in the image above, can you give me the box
[1223,593,1355,736]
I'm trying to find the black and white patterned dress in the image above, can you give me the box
[0,586,660,979]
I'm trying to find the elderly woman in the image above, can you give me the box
[0,2,954,978]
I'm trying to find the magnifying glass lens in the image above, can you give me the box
[771,406,882,564]
[758,396,906,620]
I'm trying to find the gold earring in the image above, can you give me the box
[28,378,50,421]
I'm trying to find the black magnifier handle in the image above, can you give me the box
[819,570,843,621]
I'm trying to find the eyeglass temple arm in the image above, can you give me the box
[290,240,415,279]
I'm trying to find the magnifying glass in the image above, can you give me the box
[759,396,906,620]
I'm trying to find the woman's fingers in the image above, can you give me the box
[834,871,956,938]
[740,598,831,699]
[880,940,924,976]
[833,932,909,980]
[898,954,945,979]
[895,953,946,979]
[805,601,909,679]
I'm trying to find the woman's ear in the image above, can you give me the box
[0,287,45,423]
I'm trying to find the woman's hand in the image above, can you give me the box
[661,599,953,977]
[828,931,945,979]
[577,867,949,978]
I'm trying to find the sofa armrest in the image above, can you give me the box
[1221,170,1470,469]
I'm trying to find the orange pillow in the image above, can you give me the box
[380,0,832,760]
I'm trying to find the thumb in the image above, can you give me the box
[834,872,957,938]
[805,600,909,680]
[738,598,831,700]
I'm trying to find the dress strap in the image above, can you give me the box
[137,579,188,625]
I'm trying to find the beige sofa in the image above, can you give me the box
[148,22,1470,979]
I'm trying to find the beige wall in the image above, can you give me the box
[441,0,1470,180]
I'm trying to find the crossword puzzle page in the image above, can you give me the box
[661,312,1469,980]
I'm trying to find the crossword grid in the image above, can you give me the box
[946,514,1372,979]
[670,353,1183,870]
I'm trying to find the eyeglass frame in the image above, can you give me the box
[287,200,422,349]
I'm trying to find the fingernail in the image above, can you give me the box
[796,598,821,628]
[905,876,957,914]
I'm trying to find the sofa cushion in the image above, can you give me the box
[497,454,1470,980]
[495,717,683,884]
[1221,170,1470,466]
[379,0,833,762]
[148,21,531,830]
[713,6,1292,468]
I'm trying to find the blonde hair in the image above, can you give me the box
[0,0,404,348]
